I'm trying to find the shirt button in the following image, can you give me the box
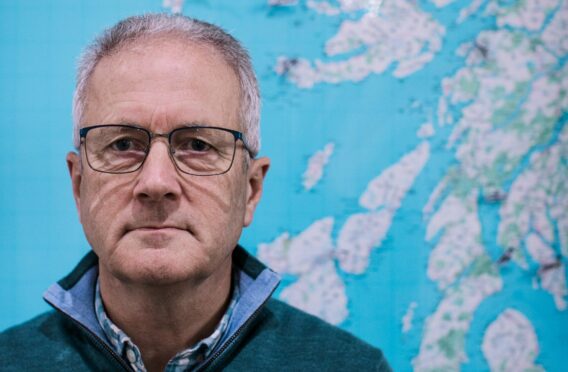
[126,349,137,363]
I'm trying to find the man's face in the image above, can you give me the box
[66,38,269,286]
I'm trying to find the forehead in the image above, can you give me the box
[82,36,241,131]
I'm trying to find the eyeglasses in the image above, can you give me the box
[79,124,251,176]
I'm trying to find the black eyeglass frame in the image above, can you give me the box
[79,124,252,176]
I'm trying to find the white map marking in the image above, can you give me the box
[487,0,560,31]
[162,0,184,14]
[430,0,491,24]
[337,142,430,273]
[336,210,392,274]
[359,142,430,211]
[402,302,418,333]
[302,143,335,191]
[437,96,449,126]
[268,0,298,6]
[275,0,445,88]
[430,0,455,7]
[307,0,341,16]
[257,217,348,324]
[280,261,348,324]
[526,234,567,310]
[413,271,503,371]
[258,217,335,276]
[542,0,568,56]
[259,141,429,321]
[457,0,484,23]
[417,122,435,139]
[426,191,485,289]
[423,177,447,216]
[482,309,544,372]
[417,2,566,368]
[499,123,568,308]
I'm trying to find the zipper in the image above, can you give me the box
[196,285,278,372]
[46,300,133,372]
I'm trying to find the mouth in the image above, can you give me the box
[126,226,186,234]
[121,221,196,242]
[123,225,186,249]
[137,226,182,230]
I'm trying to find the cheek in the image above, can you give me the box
[190,174,247,237]
[79,175,134,249]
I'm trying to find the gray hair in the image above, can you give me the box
[72,13,261,157]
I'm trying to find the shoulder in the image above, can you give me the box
[264,299,377,348]
[0,311,60,345]
[224,299,392,371]
[0,311,88,371]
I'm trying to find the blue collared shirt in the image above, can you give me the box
[94,276,240,372]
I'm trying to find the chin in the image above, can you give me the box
[105,241,215,286]
[110,256,197,286]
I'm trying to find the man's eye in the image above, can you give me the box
[110,138,141,152]
[188,139,212,152]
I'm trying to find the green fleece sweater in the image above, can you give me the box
[0,299,391,371]
[0,248,391,371]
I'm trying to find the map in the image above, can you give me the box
[0,1,566,371]
[251,1,568,370]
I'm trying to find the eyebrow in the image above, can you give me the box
[111,119,215,129]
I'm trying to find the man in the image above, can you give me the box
[0,13,391,371]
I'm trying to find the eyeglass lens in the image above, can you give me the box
[84,126,237,175]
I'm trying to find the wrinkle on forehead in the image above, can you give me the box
[82,37,241,131]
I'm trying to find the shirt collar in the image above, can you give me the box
[43,246,281,370]
[94,272,240,372]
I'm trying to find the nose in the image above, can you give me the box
[132,139,182,202]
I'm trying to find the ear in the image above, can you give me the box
[66,151,83,221]
[243,156,270,227]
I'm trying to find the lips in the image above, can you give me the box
[129,226,183,231]
[135,225,180,229]
[122,220,195,240]
[135,226,182,232]
[124,223,187,234]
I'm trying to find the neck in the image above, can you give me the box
[98,259,233,372]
